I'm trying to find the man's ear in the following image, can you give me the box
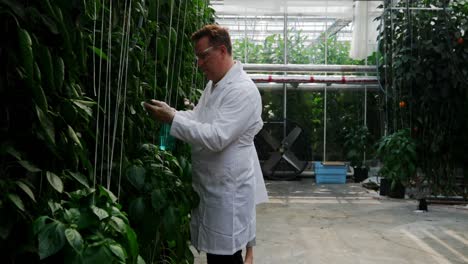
[219,45,228,56]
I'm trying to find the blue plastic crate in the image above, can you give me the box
[314,162,347,184]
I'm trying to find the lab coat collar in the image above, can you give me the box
[212,61,243,91]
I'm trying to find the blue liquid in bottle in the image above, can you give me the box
[159,123,174,151]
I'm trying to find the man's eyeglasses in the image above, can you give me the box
[195,46,216,61]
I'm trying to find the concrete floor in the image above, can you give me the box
[193,178,468,264]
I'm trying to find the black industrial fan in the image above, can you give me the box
[254,120,312,180]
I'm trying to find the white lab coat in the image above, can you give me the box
[170,61,267,255]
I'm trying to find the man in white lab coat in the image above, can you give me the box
[144,24,267,264]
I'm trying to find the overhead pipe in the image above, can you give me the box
[256,83,379,92]
[244,64,376,73]
[249,74,378,84]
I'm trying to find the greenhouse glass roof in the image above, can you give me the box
[211,0,384,60]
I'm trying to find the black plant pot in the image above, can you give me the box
[353,167,368,183]
[379,178,389,196]
[389,181,405,199]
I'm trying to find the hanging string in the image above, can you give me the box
[175,0,190,108]
[153,0,160,99]
[117,0,133,200]
[196,0,209,97]
[191,0,205,103]
[189,1,197,102]
[164,0,175,103]
[92,2,97,97]
[152,0,160,146]
[110,0,131,191]
[168,0,183,106]
[92,0,98,189]
[104,0,113,188]
[94,0,107,188]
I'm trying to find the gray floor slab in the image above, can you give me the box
[193,178,468,264]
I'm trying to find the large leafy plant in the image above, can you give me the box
[376,128,417,190]
[34,186,144,263]
[123,144,198,264]
[377,0,468,196]
[343,125,371,168]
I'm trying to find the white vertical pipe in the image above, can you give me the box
[323,85,327,162]
[363,2,369,165]
[364,84,367,164]
[323,1,329,162]
[283,9,288,139]
[325,0,328,65]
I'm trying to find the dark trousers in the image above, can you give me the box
[207,250,243,264]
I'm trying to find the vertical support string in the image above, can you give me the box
[117,0,133,200]
[164,0,175,103]
[105,0,113,189]
[111,0,131,192]
[175,0,190,108]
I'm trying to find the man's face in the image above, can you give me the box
[195,36,221,81]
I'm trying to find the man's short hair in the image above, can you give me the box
[191,24,232,56]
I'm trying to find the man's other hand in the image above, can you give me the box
[143,100,175,123]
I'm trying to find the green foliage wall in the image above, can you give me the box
[0,0,214,263]
[378,0,467,195]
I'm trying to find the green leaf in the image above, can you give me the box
[36,106,56,145]
[38,220,66,259]
[91,205,109,220]
[34,62,41,83]
[151,189,165,211]
[46,171,63,193]
[67,125,82,148]
[54,57,64,91]
[31,82,49,114]
[54,7,71,53]
[69,188,95,199]
[2,0,25,18]
[16,181,36,202]
[109,216,126,233]
[36,45,55,91]
[82,244,113,263]
[66,171,89,188]
[137,255,146,264]
[129,197,145,222]
[33,216,50,235]
[48,201,62,214]
[18,28,33,80]
[126,165,146,191]
[163,206,176,233]
[5,146,22,160]
[71,99,94,117]
[108,243,126,262]
[98,186,117,203]
[40,13,58,34]
[63,208,81,224]
[125,225,139,259]
[18,160,41,172]
[7,193,25,212]
[65,228,84,254]
[89,46,108,60]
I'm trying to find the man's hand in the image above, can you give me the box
[143,100,175,124]
[184,98,195,110]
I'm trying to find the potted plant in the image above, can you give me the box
[343,125,371,183]
[376,128,417,198]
